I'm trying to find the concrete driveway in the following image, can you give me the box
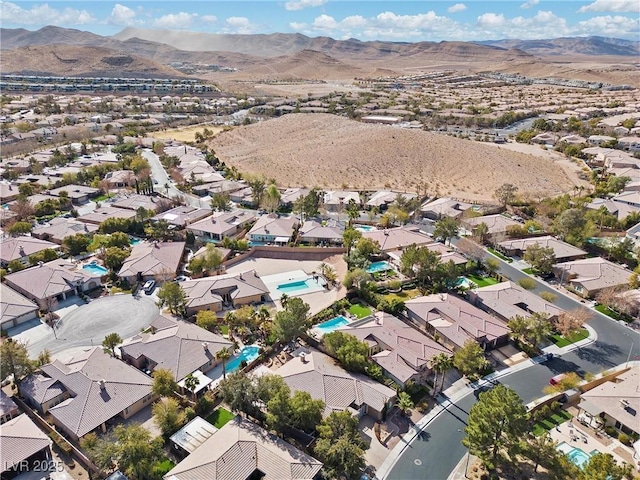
[12,294,159,357]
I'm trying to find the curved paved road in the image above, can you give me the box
[18,295,159,357]
[384,253,640,480]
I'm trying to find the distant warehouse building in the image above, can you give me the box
[361,115,401,125]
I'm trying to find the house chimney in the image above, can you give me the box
[299,352,307,363]
[202,342,209,351]
[99,379,106,390]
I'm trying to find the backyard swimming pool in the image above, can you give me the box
[556,442,597,469]
[366,261,392,274]
[226,345,260,373]
[315,315,350,335]
[129,236,141,245]
[82,262,108,276]
[277,278,318,294]
[354,224,376,232]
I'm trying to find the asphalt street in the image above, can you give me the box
[386,250,640,480]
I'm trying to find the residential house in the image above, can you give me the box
[280,188,309,207]
[558,134,587,145]
[626,222,640,246]
[273,347,396,420]
[617,137,640,153]
[578,366,639,436]
[7,194,61,214]
[187,210,257,242]
[420,197,473,220]
[77,206,137,225]
[496,236,588,262]
[120,315,232,382]
[246,214,298,245]
[552,257,633,298]
[468,281,564,323]
[151,206,212,228]
[180,271,269,316]
[462,214,520,239]
[32,217,98,244]
[323,190,361,212]
[20,347,154,441]
[49,184,99,205]
[586,198,640,222]
[0,236,60,267]
[4,259,102,310]
[298,220,344,245]
[361,225,432,252]
[164,416,323,480]
[0,414,52,476]
[0,183,19,203]
[111,194,170,213]
[104,170,135,188]
[1,283,39,330]
[169,416,219,457]
[0,391,20,424]
[405,293,510,350]
[336,312,452,388]
[588,135,616,146]
[118,241,185,283]
[366,191,417,211]
[531,132,558,145]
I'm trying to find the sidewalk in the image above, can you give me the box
[375,328,599,480]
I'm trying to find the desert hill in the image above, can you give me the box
[209,113,582,202]
[0,44,185,78]
[478,36,640,57]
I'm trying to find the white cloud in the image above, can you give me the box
[223,16,258,34]
[341,15,368,29]
[578,0,640,13]
[201,15,218,25]
[0,1,95,26]
[520,0,539,9]
[312,14,339,30]
[447,3,467,13]
[576,15,640,35]
[476,13,506,28]
[108,4,138,27]
[289,21,307,30]
[153,12,198,29]
[285,0,327,11]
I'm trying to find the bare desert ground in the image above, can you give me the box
[209,114,585,202]
[152,125,224,143]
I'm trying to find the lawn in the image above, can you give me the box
[93,193,113,203]
[487,247,513,263]
[467,274,499,288]
[220,325,229,335]
[595,304,630,322]
[206,407,235,428]
[522,267,534,274]
[549,328,589,348]
[348,304,372,318]
[532,410,572,436]
[382,288,422,303]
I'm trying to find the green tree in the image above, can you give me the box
[553,208,594,247]
[102,332,122,357]
[195,310,218,331]
[110,423,164,480]
[400,244,457,293]
[62,233,91,256]
[524,243,557,275]
[6,259,26,273]
[342,227,362,254]
[183,373,199,400]
[433,216,459,246]
[290,390,324,432]
[494,183,518,208]
[0,339,34,382]
[246,174,266,207]
[36,349,51,366]
[396,391,415,416]
[324,331,370,373]
[473,222,490,244]
[7,221,32,236]
[463,384,529,468]
[522,431,560,473]
[453,340,489,380]
[342,268,372,291]
[484,257,500,278]
[28,248,59,265]
[315,410,366,480]
[104,246,130,272]
[152,397,186,437]
[210,192,231,212]
[262,183,281,213]
[346,198,360,224]
[581,452,633,480]
[152,368,179,398]
[144,220,172,241]
[219,371,259,417]
[157,282,187,316]
[273,297,310,343]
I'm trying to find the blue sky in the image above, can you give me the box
[1,1,638,41]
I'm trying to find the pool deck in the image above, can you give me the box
[260,269,326,300]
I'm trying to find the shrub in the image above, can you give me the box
[184,407,197,421]
[196,394,214,416]
[518,278,536,290]
[605,426,617,437]
[618,432,631,445]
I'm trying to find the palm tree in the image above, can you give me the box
[473,222,489,245]
[430,353,453,394]
[396,391,415,416]
[216,348,231,380]
[280,293,289,309]
[183,373,199,401]
[224,311,236,342]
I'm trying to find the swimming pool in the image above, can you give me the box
[315,316,350,334]
[82,262,108,275]
[129,236,141,246]
[556,442,597,469]
[366,261,392,274]
[354,224,376,232]
[277,278,318,294]
[226,345,260,373]
[455,277,475,289]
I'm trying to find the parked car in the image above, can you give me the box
[142,280,156,294]
[549,373,567,386]
[174,275,189,282]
